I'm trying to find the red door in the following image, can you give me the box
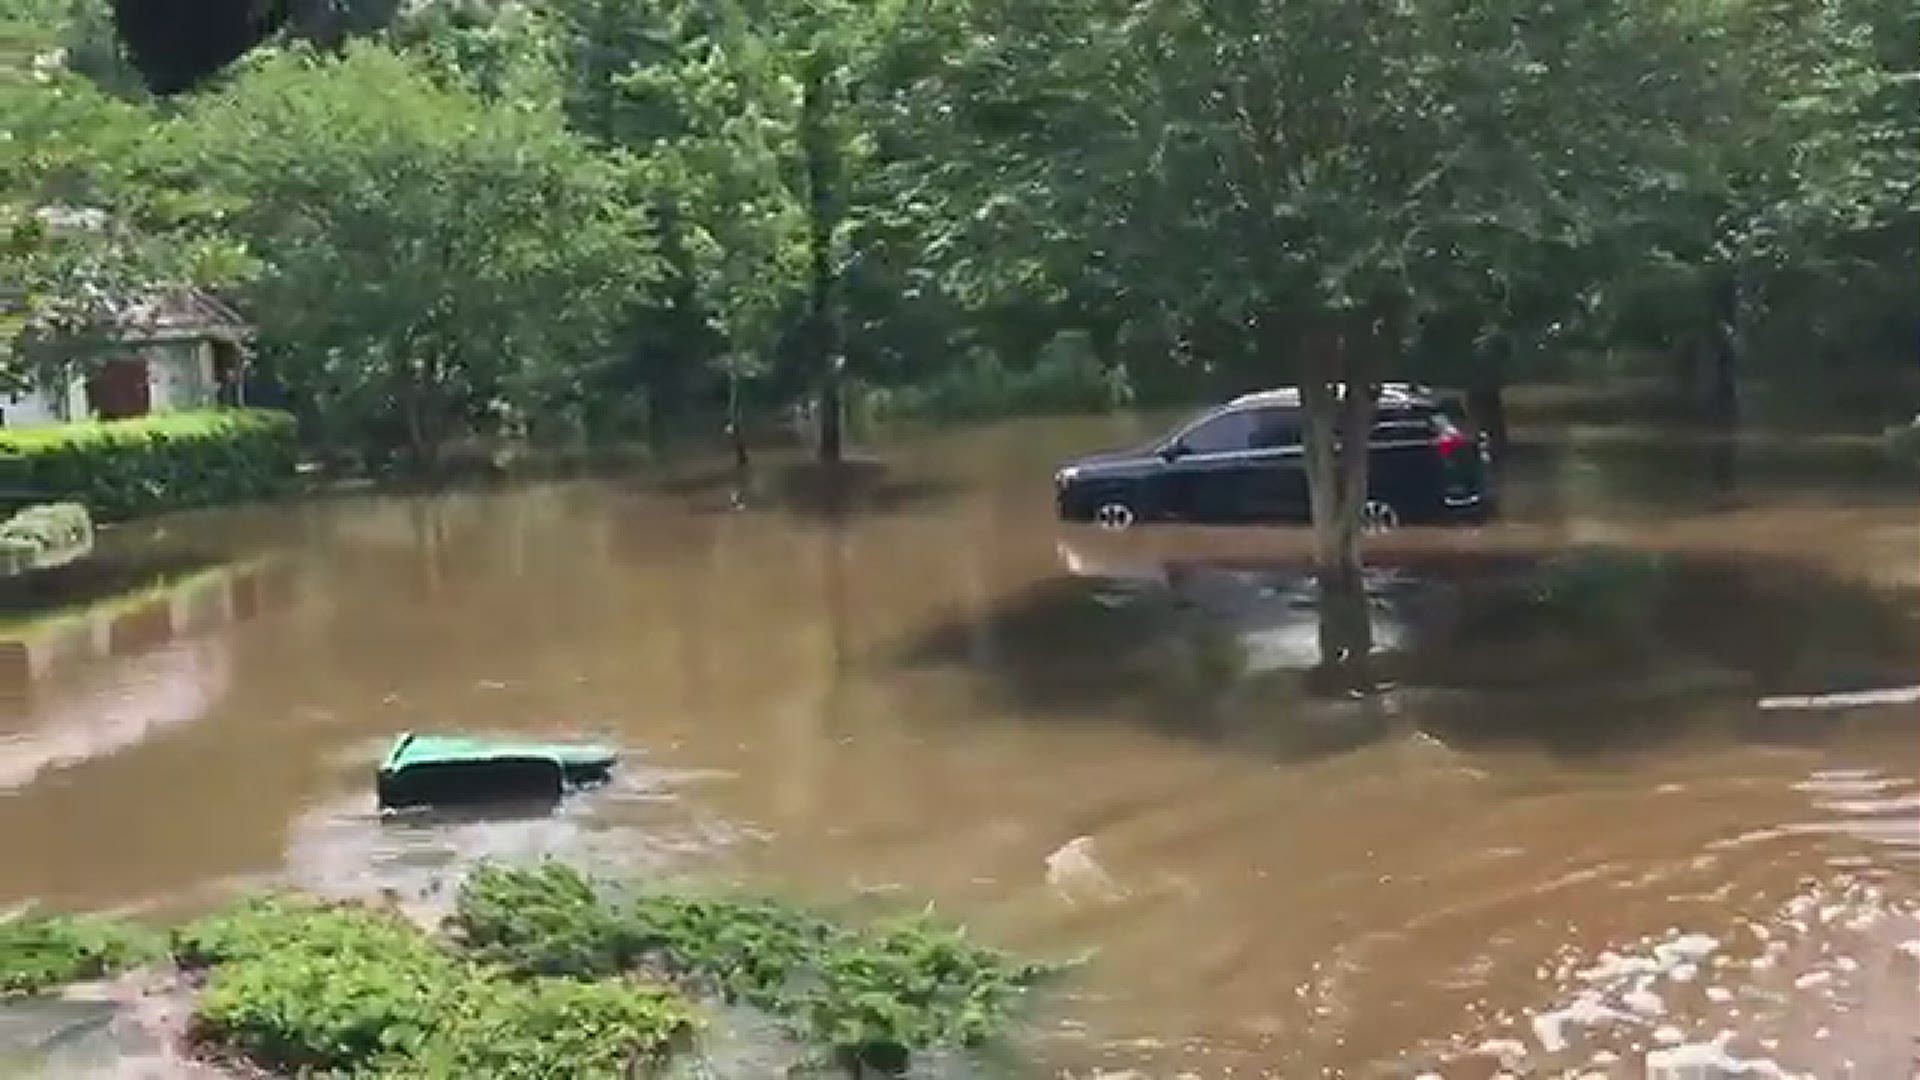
[86,358,151,420]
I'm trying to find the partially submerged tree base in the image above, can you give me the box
[1296,321,1388,691]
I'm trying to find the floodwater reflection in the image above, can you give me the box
[902,537,1920,760]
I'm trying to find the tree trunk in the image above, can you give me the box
[726,369,750,510]
[1299,325,1376,589]
[801,61,844,466]
[1468,381,1508,461]
[1706,273,1740,431]
[1298,321,1379,692]
[1705,273,1740,498]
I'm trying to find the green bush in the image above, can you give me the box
[449,860,642,978]
[184,892,696,1078]
[0,912,162,995]
[193,939,456,1073]
[420,976,693,1079]
[861,331,1133,423]
[450,863,1050,1072]
[0,409,298,521]
[173,894,430,970]
[0,501,93,573]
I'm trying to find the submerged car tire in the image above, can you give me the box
[1359,499,1400,535]
[1094,499,1137,531]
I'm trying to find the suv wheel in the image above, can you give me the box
[1359,499,1400,535]
[1094,500,1137,531]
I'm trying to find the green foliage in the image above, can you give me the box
[182,892,695,1079]
[449,858,640,978]
[13,0,1909,466]
[0,408,295,520]
[417,976,692,1079]
[193,936,457,1073]
[860,333,1131,423]
[157,43,654,468]
[0,10,252,385]
[450,862,1049,1071]
[172,893,429,970]
[0,500,91,571]
[0,912,162,995]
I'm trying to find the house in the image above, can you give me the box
[1,289,250,428]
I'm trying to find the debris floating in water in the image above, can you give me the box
[1044,836,1126,904]
[375,731,618,810]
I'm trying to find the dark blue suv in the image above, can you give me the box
[1055,384,1493,530]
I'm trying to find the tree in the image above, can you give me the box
[1,7,248,390]
[917,0,1680,579]
[160,43,655,467]
[585,0,952,464]
[1593,0,1918,423]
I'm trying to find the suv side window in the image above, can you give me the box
[1250,407,1302,450]
[1180,409,1257,454]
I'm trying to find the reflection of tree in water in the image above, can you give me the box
[653,456,962,521]
[899,546,1920,761]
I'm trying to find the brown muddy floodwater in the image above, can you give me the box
[2,417,1918,1078]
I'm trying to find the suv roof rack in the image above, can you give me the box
[1228,382,1433,408]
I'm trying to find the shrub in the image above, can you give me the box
[450,863,1051,1073]
[0,408,297,521]
[193,939,456,1073]
[184,891,696,1078]
[0,501,93,573]
[421,976,693,1079]
[448,860,640,978]
[0,912,162,995]
[860,332,1133,424]
[173,894,428,970]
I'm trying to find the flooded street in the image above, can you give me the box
[2,416,1917,1078]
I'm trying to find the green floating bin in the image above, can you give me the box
[376,731,617,810]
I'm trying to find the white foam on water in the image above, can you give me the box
[1646,1031,1805,1079]
[1421,875,1920,1080]
[1530,991,1626,1053]
[1758,684,1920,710]
[1622,984,1667,1016]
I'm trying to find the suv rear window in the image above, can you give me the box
[1373,410,1438,444]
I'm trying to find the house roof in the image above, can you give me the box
[110,289,251,345]
[20,205,251,345]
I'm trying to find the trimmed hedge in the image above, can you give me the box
[0,409,298,521]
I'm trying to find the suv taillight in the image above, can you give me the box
[1433,426,1469,460]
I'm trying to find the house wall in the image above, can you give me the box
[1,381,86,427]
[0,341,221,428]
[147,341,216,413]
